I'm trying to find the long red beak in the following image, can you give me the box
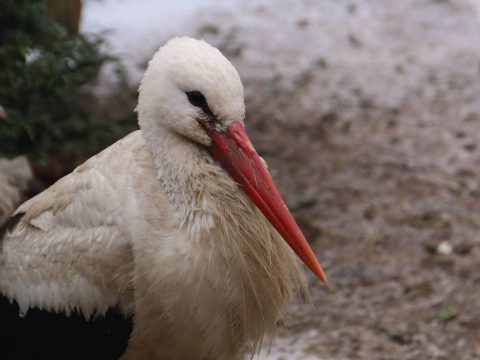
[208,121,327,283]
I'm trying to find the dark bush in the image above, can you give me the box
[0,0,136,163]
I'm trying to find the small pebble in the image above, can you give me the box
[437,241,452,255]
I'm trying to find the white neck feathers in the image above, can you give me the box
[139,126,307,356]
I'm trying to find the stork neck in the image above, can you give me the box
[141,127,216,225]
[139,126,307,356]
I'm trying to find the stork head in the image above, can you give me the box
[138,37,244,146]
[138,37,327,283]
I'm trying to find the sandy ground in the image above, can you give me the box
[81,0,480,358]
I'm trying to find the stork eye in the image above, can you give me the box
[186,91,214,118]
[186,91,207,108]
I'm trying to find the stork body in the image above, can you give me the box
[0,38,325,359]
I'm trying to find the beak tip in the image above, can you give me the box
[314,265,328,284]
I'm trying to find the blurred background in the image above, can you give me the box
[2,0,480,358]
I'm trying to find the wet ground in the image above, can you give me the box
[252,86,480,359]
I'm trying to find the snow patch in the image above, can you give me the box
[81,0,216,82]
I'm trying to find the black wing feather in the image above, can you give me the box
[0,212,25,247]
[0,213,133,359]
[0,294,133,360]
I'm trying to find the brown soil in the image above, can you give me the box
[249,95,480,359]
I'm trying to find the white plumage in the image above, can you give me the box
[0,37,325,359]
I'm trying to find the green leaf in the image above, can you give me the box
[438,306,458,322]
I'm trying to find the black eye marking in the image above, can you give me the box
[186,91,215,118]
[186,91,206,107]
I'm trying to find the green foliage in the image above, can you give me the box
[438,306,458,322]
[0,0,136,162]
[197,24,220,37]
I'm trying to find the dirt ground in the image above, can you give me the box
[189,0,480,359]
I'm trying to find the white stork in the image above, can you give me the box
[0,37,326,360]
